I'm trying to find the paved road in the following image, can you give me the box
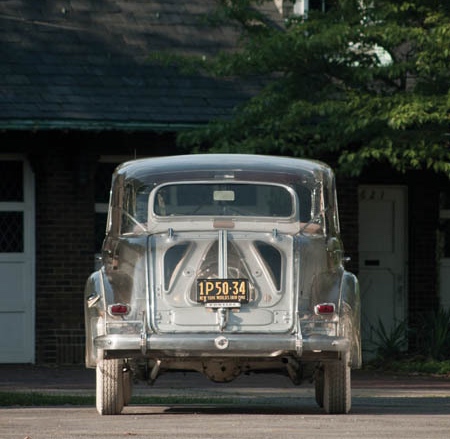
[2,394,450,439]
[1,368,450,439]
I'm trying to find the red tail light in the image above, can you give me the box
[109,304,130,316]
[314,303,335,315]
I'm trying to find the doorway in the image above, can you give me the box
[0,157,35,363]
[358,185,408,361]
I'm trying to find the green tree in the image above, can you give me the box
[177,0,450,176]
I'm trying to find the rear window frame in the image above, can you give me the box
[149,181,299,220]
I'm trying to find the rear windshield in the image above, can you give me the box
[153,183,293,217]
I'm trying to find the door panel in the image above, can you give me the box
[358,186,407,361]
[0,158,35,363]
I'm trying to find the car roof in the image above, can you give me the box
[113,154,334,187]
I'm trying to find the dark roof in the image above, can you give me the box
[0,0,284,131]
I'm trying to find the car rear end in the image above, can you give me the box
[84,154,360,415]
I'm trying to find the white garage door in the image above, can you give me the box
[0,157,35,363]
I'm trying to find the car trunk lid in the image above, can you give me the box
[149,228,296,333]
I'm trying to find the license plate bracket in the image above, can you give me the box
[197,279,249,305]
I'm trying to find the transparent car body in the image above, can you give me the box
[84,154,361,415]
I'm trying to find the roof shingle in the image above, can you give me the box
[0,0,283,130]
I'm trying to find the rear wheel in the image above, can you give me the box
[122,367,133,406]
[96,358,124,415]
[322,352,351,414]
[314,367,324,408]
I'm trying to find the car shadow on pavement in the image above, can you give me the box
[120,395,450,416]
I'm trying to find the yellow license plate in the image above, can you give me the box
[197,279,249,304]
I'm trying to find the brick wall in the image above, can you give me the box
[336,176,359,276]
[34,145,96,364]
[408,173,440,317]
[31,130,178,364]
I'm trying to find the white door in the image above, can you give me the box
[358,185,408,361]
[0,157,35,363]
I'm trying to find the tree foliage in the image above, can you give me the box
[176,0,450,176]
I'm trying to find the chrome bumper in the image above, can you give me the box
[94,333,350,357]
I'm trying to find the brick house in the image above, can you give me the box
[0,0,448,364]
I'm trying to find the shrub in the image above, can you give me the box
[415,308,450,361]
[371,318,409,363]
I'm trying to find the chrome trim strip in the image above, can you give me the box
[94,333,348,356]
[218,229,227,278]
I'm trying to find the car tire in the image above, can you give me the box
[96,358,124,415]
[122,367,133,406]
[322,352,351,414]
[314,367,324,408]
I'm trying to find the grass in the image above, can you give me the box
[0,392,95,407]
[0,392,241,407]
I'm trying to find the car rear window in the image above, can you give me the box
[153,183,293,217]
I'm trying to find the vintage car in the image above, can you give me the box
[84,154,361,415]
